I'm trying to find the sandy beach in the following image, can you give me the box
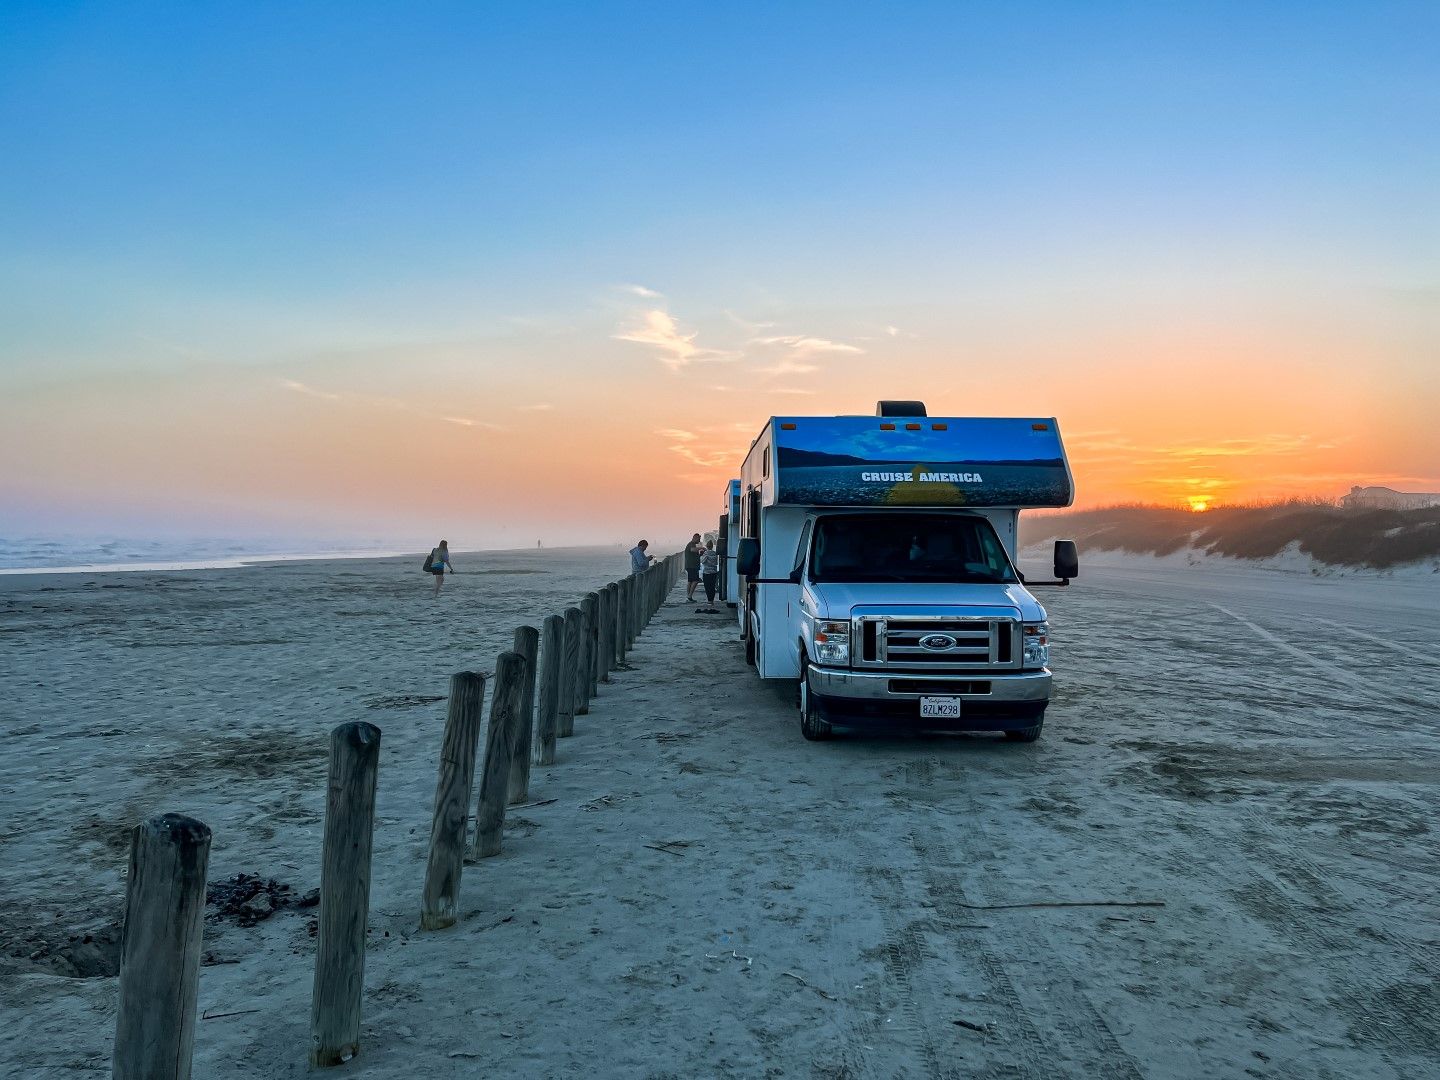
[2,550,1437,1078]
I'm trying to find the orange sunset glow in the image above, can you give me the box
[2,5,1437,556]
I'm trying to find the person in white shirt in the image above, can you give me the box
[700,544,720,604]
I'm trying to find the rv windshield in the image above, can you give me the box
[808,514,1018,585]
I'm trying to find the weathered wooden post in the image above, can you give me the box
[647,563,658,622]
[473,651,527,858]
[584,591,602,699]
[576,594,597,715]
[626,573,640,647]
[535,614,563,766]
[420,672,486,931]
[606,582,621,666]
[615,578,630,663]
[507,625,539,803]
[112,814,211,1080]
[558,606,581,737]
[311,721,382,1068]
[598,584,615,683]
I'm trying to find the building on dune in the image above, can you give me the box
[1341,486,1440,511]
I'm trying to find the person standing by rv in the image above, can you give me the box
[629,540,654,575]
[700,542,720,605]
[684,533,704,601]
[427,540,454,598]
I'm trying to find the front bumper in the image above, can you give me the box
[807,666,1050,730]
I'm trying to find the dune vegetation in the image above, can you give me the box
[1020,500,1440,569]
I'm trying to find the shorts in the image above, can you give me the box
[686,568,701,582]
[429,566,445,576]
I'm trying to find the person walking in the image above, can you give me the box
[700,542,720,605]
[684,532,704,602]
[629,539,654,575]
[426,539,454,597]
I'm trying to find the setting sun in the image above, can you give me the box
[1187,497,1212,513]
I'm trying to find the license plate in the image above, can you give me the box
[920,696,962,719]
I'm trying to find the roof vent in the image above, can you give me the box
[876,400,927,417]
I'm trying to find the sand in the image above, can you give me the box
[1,550,1438,1078]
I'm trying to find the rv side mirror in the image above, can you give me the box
[1054,540,1079,580]
[736,537,761,577]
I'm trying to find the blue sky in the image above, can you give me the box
[1,2,1436,539]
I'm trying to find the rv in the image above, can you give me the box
[734,401,1078,741]
[718,479,741,605]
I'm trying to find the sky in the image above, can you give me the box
[2,1,1437,548]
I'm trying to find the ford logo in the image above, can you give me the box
[919,634,957,651]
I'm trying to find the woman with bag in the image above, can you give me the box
[425,539,454,597]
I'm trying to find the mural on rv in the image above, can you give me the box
[773,418,1072,508]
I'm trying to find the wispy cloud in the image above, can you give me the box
[615,309,739,370]
[441,415,505,430]
[1154,435,1314,459]
[279,378,340,401]
[620,283,663,299]
[752,334,863,356]
[515,402,554,412]
[748,332,862,378]
[750,356,821,377]
[725,310,776,333]
[277,378,504,431]
[654,427,737,468]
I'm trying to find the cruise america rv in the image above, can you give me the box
[733,401,1078,741]
[718,479,741,605]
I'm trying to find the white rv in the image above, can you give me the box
[718,479,741,605]
[734,402,1078,741]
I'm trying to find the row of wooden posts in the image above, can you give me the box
[111,553,682,1079]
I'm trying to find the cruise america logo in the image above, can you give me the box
[860,471,984,483]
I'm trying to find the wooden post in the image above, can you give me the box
[112,814,211,1080]
[584,591,601,699]
[558,606,581,737]
[420,672,486,931]
[535,614,563,766]
[473,651,526,859]
[626,573,639,648]
[598,584,615,684]
[615,578,630,664]
[507,625,539,804]
[576,595,596,715]
[310,721,382,1068]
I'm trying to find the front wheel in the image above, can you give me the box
[1003,712,1045,743]
[798,659,833,741]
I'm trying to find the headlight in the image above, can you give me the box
[1022,622,1049,668]
[814,619,850,665]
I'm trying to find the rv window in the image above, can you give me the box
[761,445,770,479]
[792,520,812,577]
[809,514,1018,585]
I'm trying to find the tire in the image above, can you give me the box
[798,658,833,741]
[1003,712,1045,743]
[744,617,757,667]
